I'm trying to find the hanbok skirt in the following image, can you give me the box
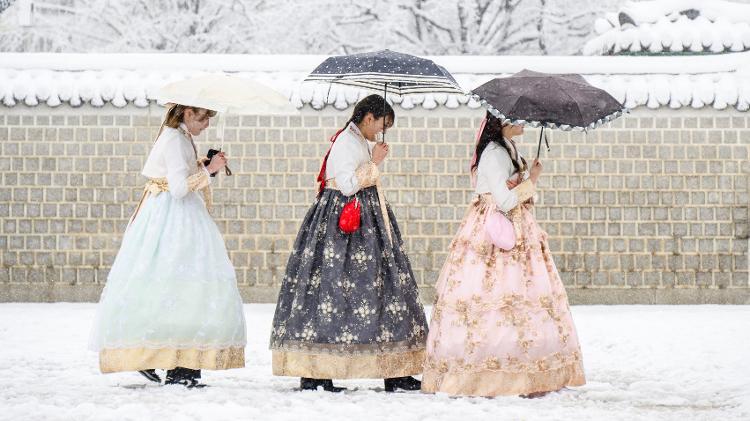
[270,186,428,379]
[422,194,585,396]
[89,190,246,373]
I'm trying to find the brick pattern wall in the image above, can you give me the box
[1,105,748,303]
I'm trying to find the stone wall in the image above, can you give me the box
[0,104,748,304]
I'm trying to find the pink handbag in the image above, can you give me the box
[485,210,516,250]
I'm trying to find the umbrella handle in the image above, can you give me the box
[216,111,227,151]
[382,82,388,144]
[536,126,544,160]
[535,126,550,160]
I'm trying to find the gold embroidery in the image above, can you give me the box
[422,358,585,397]
[354,161,380,188]
[99,346,245,373]
[272,349,425,379]
[187,167,210,191]
[423,192,586,397]
[144,178,169,195]
[188,165,213,212]
[374,180,393,244]
[512,179,536,204]
[128,167,212,225]
[128,178,168,225]
[423,350,582,376]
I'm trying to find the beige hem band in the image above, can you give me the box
[422,361,585,397]
[272,349,425,379]
[99,346,245,373]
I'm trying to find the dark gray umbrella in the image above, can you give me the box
[471,69,627,158]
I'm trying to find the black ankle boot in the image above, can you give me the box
[300,377,346,392]
[165,367,206,388]
[138,369,161,383]
[384,376,421,392]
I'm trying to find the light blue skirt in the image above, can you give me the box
[89,190,246,360]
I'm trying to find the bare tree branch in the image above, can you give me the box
[398,4,455,41]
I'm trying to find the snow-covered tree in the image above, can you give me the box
[77,0,266,53]
[8,0,732,55]
[391,0,539,54]
[0,0,266,52]
[537,0,608,54]
[0,0,16,14]
[0,0,77,51]
[270,0,393,54]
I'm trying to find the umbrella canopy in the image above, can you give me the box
[155,74,297,115]
[305,49,464,95]
[471,69,626,132]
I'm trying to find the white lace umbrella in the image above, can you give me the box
[156,74,297,149]
[155,74,297,115]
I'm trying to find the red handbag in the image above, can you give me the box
[338,197,361,234]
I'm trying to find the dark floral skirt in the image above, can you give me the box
[270,186,427,379]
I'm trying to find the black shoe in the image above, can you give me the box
[138,369,161,383]
[185,379,208,389]
[165,367,205,388]
[300,377,346,393]
[384,376,421,392]
[165,378,208,388]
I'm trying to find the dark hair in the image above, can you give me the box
[341,94,395,132]
[471,111,527,175]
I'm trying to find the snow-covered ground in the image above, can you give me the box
[0,304,748,421]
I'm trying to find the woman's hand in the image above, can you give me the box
[506,173,521,189]
[372,142,389,165]
[206,152,228,174]
[529,159,543,184]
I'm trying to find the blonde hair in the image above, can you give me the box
[156,104,217,138]
[163,104,217,128]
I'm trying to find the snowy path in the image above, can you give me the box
[0,304,748,421]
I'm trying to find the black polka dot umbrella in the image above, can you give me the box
[306,49,464,142]
[471,69,628,159]
[305,49,464,96]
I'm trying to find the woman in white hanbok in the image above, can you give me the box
[89,104,246,388]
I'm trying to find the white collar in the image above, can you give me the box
[502,137,519,157]
[178,123,192,138]
[176,123,198,157]
[347,122,369,143]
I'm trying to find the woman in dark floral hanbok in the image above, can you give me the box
[270,95,428,392]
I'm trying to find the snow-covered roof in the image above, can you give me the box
[585,0,750,56]
[1,52,750,111]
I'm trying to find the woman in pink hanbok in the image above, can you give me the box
[422,113,585,397]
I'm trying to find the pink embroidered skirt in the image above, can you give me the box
[422,195,585,396]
